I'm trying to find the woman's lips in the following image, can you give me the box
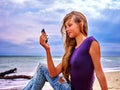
[67,32,71,36]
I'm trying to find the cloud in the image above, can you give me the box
[0,0,120,56]
[101,43,120,56]
[88,8,120,44]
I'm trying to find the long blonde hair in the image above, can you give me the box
[61,11,88,82]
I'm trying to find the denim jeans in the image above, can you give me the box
[23,63,71,90]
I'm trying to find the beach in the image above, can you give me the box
[93,71,120,90]
[0,56,120,90]
[0,71,120,90]
[42,71,120,90]
[40,71,120,90]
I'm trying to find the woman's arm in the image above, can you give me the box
[39,33,62,77]
[89,41,108,90]
[46,49,62,77]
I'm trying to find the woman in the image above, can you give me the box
[23,11,108,90]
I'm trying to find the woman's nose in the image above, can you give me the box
[65,27,69,32]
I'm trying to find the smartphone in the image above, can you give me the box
[41,28,48,43]
[41,28,46,33]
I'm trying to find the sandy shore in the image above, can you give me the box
[42,71,120,90]
[93,71,120,90]
[1,71,120,90]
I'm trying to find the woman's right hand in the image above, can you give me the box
[39,33,50,51]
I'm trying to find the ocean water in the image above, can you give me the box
[0,56,120,89]
[0,56,61,90]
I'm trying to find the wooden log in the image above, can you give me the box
[0,75,32,79]
[0,68,33,79]
[0,68,17,77]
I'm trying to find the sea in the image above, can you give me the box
[0,56,120,90]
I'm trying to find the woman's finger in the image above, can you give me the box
[40,33,48,45]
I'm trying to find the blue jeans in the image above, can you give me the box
[23,64,71,90]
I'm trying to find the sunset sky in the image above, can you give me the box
[0,0,120,56]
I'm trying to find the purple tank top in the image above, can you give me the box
[70,36,97,90]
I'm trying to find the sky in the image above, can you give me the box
[0,0,120,56]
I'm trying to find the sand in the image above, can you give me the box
[93,71,120,90]
[43,71,120,90]
[42,71,120,90]
[1,71,120,90]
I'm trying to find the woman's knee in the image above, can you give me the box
[37,63,48,73]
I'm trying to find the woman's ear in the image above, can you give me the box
[79,22,83,31]
[80,22,83,27]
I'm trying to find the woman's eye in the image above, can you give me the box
[65,24,72,29]
[68,24,72,27]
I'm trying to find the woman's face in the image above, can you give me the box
[65,18,81,38]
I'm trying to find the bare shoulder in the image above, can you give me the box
[89,40,100,59]
[90,40,100,51]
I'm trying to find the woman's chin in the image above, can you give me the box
[69,35,74,38]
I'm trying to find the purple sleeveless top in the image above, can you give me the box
[70,36,97,90]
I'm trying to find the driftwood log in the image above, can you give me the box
[0,68,17,77]
[0,75,32,79]
[0,68,32,79]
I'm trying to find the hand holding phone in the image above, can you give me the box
[41,28,48,43]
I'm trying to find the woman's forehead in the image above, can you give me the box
[65,18,74,25]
